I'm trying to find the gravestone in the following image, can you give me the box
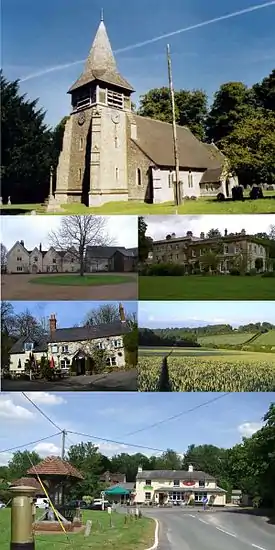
[84,520,92,537]
[8,196,11,205]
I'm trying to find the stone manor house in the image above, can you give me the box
[9,304,130,376]
[149,229,271,273]
[48,14,237,209]
[6,240,138,273]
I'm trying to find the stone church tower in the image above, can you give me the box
[54,14,134,207]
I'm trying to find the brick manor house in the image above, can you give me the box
[47,13,238,209]
[148,229,271,273]
[6,240,137,273]
[9,304,130,376]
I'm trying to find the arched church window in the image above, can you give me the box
[79,137,84,151]
[188,171,193,188]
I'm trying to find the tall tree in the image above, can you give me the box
[138,217,153,262]
[8,450,42,481]
[84,304,120,326]
[221,111,275,185]
[1,243,7,271]
[138,87,208,140]
[49,215,113,276]
[1,72,52,203]
[13,309,47,340]
[67,442,107,498]
[252,69,275,112]
[206,82,255,144]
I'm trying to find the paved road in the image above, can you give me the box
[1,273,138,300]
[141,509,275,550]
[1,369,137,392]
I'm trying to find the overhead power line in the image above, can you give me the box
[124,393,231,437]
[22,392,64,432]
[0,432,62,455]
[67,430,171,454]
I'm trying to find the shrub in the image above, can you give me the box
[190,196,197,200]
[250,185,263,200]
[249,268,257,275]
[183,195,190,200]
[245,272,251,276]
[193,268,201,275]
[147,263,185,276]
[217,192,225,201]
[229,268,240,276]
[267,185,274,191]
[261,271,275,278]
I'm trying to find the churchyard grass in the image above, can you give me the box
[29,274,135,286]
[138,352,275,391]
[1,193,275,215]
[138,275,275,300]
[0,508,155,550]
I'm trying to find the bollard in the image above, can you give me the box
[10,485,37,550]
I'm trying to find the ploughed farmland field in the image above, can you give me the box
[138,348,275,391]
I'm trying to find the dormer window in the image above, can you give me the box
[107,90,123,109]
[145,479,152,486]
[24,342,34,352]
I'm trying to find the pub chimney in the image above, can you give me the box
[49,314,57,334]
[188,464,194,472]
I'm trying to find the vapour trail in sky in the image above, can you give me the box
[20,1,275,82]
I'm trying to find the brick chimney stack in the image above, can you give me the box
[119,303,126,323]
[39,243,42,252]
[49,314,57,334]
[224,229,228,236]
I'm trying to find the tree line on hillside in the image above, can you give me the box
[1,69,274,203]
[139,322,275,348]
[1,302,137,369]
[0,403,274,508]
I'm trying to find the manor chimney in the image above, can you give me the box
[20,240,24,247]
[171,233,176,238]
[187,231,193,238]
[49,314,57,334]
[119,303,126,323]
[188,464,194,473]
[224,229,228,236]
[39,243,42,252]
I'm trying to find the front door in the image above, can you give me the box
[159,493,164,505]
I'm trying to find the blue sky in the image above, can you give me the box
[9,301,137,328]
[2,0,275,127]
[0,392,274,466]
[139,301,275,328]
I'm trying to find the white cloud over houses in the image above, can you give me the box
[33,442,62,457]
[238,422,263,438]
[145,214,275,241]
[2,215,138,250]
[0,397,35,421]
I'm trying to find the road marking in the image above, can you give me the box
[145,518,159,550]
[215,526,237,537]
[188,514,196,518]
[198,518,209,525]
[252,545,267,550]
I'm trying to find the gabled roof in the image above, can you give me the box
[113,247,138,258]
[11,477,48,492]
[48,321,130,343]
[27,456,84,479]
[129,115,225,170]
[200,166,223,184]
[10,336,48,354]
[69,19,134,93]
[136,470,215,481]
[86,246,127,259]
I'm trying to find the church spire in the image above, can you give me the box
[68,14,134,93]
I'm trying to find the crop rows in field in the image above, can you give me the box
[197,332,256,345]
[138,356,275,392]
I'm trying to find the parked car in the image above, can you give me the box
[88,500,110,510]
[68,500,88,509]
[35,498,49,509]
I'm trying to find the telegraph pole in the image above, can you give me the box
[167,44,181,207]
[61,430,66,460]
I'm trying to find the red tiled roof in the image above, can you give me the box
[27,456,84,479]
[11,477,47,492]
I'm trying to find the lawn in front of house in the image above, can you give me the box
[138,275,275,300]
[29,274,135,286]
[1,192,275,215]
[0,508,155,550]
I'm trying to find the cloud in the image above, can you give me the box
[0,397,35,420]
[238,422,263,437]
[0,452,13,466]
[24,393,66,406]
[96,441,128,454]
[33,442,61,456]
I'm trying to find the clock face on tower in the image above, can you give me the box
[78,112,86,125]
[111,113,120,124]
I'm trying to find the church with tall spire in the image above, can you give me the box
[53,14,236,207]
